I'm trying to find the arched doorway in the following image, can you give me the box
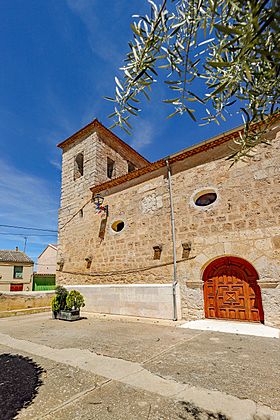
[203,256,264,323]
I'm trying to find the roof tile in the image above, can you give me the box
[0,250,34,264]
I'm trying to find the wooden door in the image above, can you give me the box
[203,257,264,323]
[10,283,23,292]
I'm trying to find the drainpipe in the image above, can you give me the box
[166,159,178,321]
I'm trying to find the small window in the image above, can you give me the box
[107,158,115,179]
[13,266,23,279]
[111,220,125,232]
[10,283,23,292]
[195,192,217,207]
[153,245,162,260]
[74,153,84,180]
[128,161,136,173]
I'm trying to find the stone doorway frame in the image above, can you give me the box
[202,256,265,323]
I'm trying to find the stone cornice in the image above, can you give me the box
[91,115,280,195]
[57,118,150,166]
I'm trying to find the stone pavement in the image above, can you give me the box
[179,319,280,338]
[0,313,279,420]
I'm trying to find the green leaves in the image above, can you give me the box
[163,98,180,103]
[107,0,279,158]
[207,61,235,68]
[115,77,124,91]
[104,96,116,102]
[213,23,242,35]
[186,108,197,121]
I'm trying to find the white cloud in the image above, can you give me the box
[130,118,155,150]
[66,0,123,64]
[39,88,89,171]
[0,159,58,231]
[50,157,62,171]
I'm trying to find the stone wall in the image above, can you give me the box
[57,125,280,327]
[58,171,174,285]
[95,135,134,182]
[0,291,54,317]
[59,129,146,227]
[59,132,98,227]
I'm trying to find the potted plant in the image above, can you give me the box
[51,286,85,321]
[51,295,60,319]
[58,289,85,321]
[51,286,67,319]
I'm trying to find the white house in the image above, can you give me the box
[37,244,57,274]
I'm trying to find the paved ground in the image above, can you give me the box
[0,344,226,420]
[0,352,43,419]
[0,313,279,420]
[180,319,279,338]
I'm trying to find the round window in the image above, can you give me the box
[195,192,217,207]
[111,220,125,232]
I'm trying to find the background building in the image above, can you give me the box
[56,118,280,328]
[37,244,57,274]
[0,249,34,292]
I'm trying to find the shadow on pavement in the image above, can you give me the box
[0,353,43,420]
[179,401,228,419]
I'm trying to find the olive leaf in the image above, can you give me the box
[106,0,279,160]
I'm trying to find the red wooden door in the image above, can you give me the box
[10,283,23,292]
[203,257,264,323]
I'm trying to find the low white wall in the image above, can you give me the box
[65,284,181,320]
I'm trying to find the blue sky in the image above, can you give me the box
[0,0,242,263]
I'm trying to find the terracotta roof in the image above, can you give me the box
[91,116,280,195]
[0,250,34,264]
[57,118,150,165]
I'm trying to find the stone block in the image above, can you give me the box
[57,120,280,326]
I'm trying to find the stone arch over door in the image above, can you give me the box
[203,256,264,323]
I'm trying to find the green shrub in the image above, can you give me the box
[66,290,85,311]
[51,286,85,313]
[54,285,68,310]
[51,295,60,312]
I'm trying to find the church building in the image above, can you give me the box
[56,118,280,328]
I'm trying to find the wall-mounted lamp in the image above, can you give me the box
[182,242,192,259]
[57,258,64,272]
[85,255,93,269]
[93,194,108,217]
